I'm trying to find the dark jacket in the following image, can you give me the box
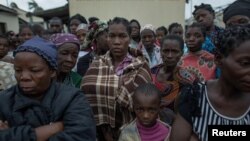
[0,81,96,141]
[77,52,93,77]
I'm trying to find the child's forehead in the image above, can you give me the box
[156,29,164,32]
[134,92,160,102]
[187,27,201,32]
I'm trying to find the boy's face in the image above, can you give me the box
[0,38,9,59]
[133,92,160,127]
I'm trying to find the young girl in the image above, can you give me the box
[178,23,216,82]
[119,83,171,141]
[170,25,250,141]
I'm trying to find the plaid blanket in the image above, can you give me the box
[81,51,152,128]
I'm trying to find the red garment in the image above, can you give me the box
[178,50,216,82]
[155,39,161,47]
[151,65,180,110]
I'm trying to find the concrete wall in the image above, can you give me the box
[69,0,185,28]
[0,12,19,33]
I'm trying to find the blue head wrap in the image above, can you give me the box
[14,36,57,70]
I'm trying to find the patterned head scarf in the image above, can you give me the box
[50,33,80,49]
[140,24,156,34]
[223,0,250,23]
[14,36,57,70]
[84,20,108,49]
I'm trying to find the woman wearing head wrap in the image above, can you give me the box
[223,0,250,28]
[50,33,82,88]
[76,23,89,51]
[77,20,109,76]
[74,23,90,72]
[139,24,162,68]
[0,37,96,141]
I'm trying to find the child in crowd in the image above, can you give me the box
[178,23,216,82]
[168,22,188,53]
[118,83,171,141]
[156,26,168,46]
[76,23,89,50]
[73,23,89,72]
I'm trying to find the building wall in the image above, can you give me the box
[0,12,19,33]
[69,0,185,28]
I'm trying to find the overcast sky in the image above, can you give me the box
[1,0,236,19]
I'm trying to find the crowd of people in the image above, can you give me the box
[0,0,250,141]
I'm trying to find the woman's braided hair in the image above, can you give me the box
[216,24,250,57]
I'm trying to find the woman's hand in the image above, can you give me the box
[35,121,64,141]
